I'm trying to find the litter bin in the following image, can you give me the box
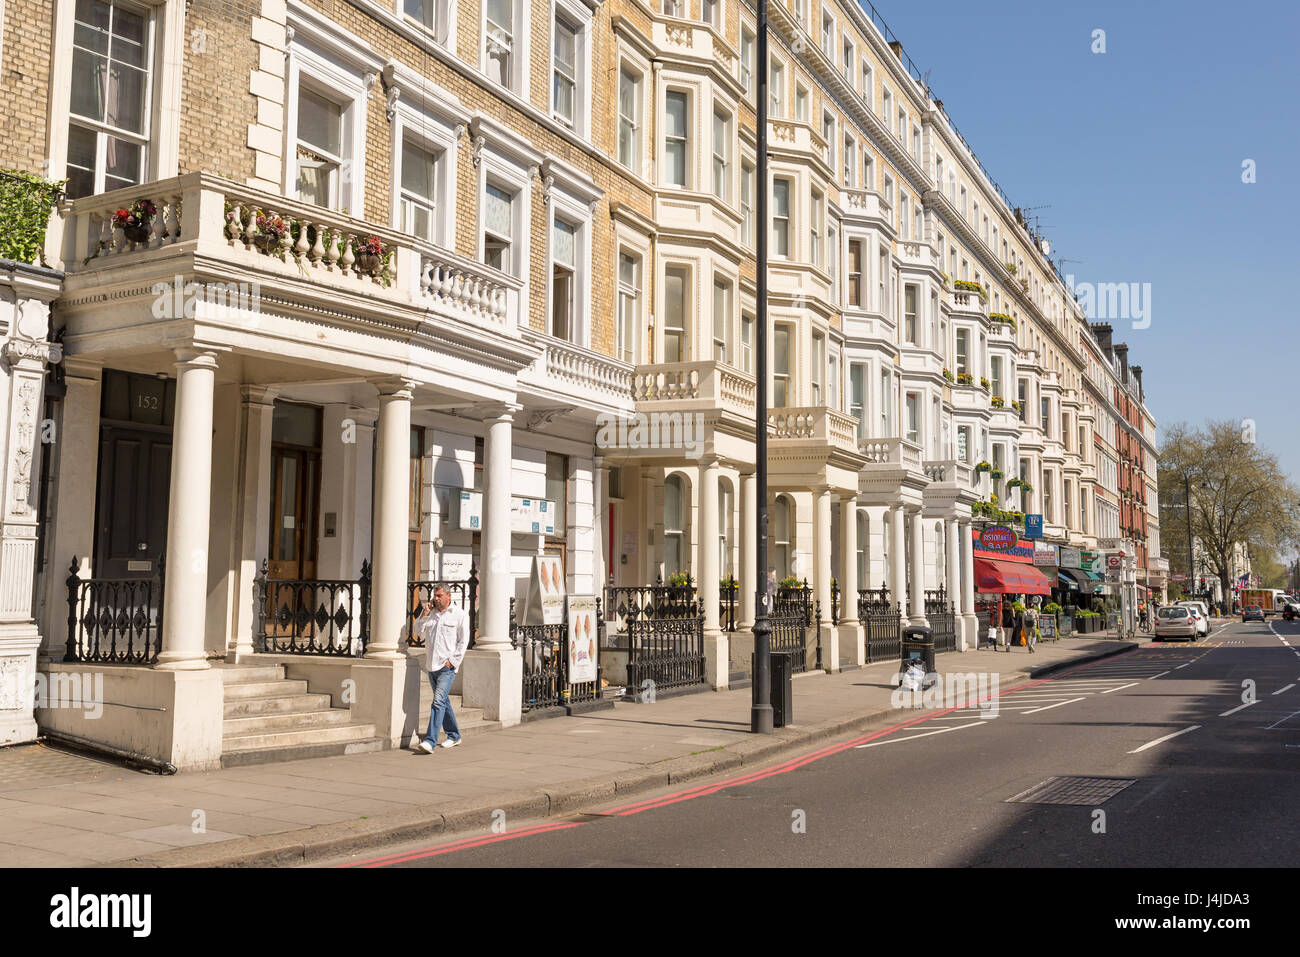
[758,651,794,728]
[898,625,936,688]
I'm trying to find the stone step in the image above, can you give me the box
[221,722,378,753]
[222,708,359,736]
[220,737,386,768]
[223,692,335,718]
[217,664,286,684]
[222,678,310,699]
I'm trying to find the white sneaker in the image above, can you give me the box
[418,739,436,754]
[440,737,461,749]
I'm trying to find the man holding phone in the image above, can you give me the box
[416,584,468,753]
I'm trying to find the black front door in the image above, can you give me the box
[94,370,176,580]
[94,425,172,579]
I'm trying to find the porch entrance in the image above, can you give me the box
[267,402,322,581]
[93,370,175,580]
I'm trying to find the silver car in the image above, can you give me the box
[1155,606,1197,641]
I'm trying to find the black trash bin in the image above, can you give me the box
[755,651,794,728]
[898,625,936,689]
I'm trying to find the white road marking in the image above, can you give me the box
[1272,684,1296,696]
[1128,725,1201,754]
[1175,662,1193,670]
[855,721,985,748]
[1264,709,1300,730]
[1100,682,1140,694]
[1022,697,1087,714]
[1220,701,1259,717]
[1148,671,1170,679]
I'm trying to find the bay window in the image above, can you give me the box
[664,90,688,187]
[663,265,689,362]
[772,178,791,257]
[773,325,791,407]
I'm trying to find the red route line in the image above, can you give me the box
[339,647,1144,862]
[334,821,582,868]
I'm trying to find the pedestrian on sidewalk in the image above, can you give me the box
[416,584,469,753]
[1025,598,1040,653]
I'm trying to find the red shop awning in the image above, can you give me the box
[974,557,1054,596]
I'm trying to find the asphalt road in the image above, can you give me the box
[322,617,1300,868]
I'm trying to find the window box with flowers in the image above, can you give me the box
[953,279,987,300]
[979,376,990,390]
[1011,399,1022,413]
[942,368,955,382]
[355,236,388,277]
[989,312,1017,331]
[114,199,157,244]
[1004,262,1017,275]
[990,467,1004,480]
[957,372,974,386]
[252,210,290,253]
[974,461,992,475]
[991,396,1005,409]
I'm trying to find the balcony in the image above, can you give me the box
[899,241,938,271]
[768,406,859,455]
[858,436,924,471]
[948,284,989,320]
[768,119,829,167]
[923,459,976,490]
[631,360,755,421]
[838,188,892,227]
[58,173,524,340]
[519,332,634,418]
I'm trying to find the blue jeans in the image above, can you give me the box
[423,667,461,746]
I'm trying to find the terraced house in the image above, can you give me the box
[1,0,1162,769]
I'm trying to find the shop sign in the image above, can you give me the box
[979,526,1018,551]
[1058,547,1082,569]
[1033,544,1059,567]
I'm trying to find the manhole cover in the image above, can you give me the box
[1005,776,1136,805]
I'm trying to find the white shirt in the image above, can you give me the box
[419,603,469,672]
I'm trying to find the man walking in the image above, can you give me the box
[1024,598,1041,653]
[416,584,469,753]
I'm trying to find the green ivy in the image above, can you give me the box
[0,169,64,265]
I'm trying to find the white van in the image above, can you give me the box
[1175,600,1210,637]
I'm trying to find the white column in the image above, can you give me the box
[156,349,218,671]
[947,518,964,649]
[461,406,523,725]
[815,486,838,672]
[230,385,277,659]
[890,505,907,613]
[365,380,413,659]
[592,456,608,596]
[961,518,978,643]
[909,509,928,625]
[738,470,756,629]
[699,456,726,688]
[839,497,864,667]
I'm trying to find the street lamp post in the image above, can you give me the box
[751,0,772,735]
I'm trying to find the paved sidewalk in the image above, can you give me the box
[0,636,1139,867]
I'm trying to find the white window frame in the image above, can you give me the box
[482,0,530,95]
[548,0,592,137]
[384,62,466,251]
[772,176,792,259]
[543,155,599,348]
[472,115,542,287]
[712,275,732,364]
[617,60,643,173]
[616,246,642,364]
[711,105,732,202]
[740,159,754,247]
[662,262,692,362]
[662,87,691,188]
[399,0,457,48]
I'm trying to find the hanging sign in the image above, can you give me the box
[979,525,1019,552]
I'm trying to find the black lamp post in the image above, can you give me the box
[751,0,772,735]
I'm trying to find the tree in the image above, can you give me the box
[1249,546,1289,589]
[1158,420,1300,603]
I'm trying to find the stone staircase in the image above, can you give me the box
[219,662,501,767]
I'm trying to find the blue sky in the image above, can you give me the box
[867,0,1300,481]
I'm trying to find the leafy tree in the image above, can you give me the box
[1159,420,1300,602]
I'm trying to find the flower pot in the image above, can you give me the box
[123,223,153,244]
[254,233,283,253]
[355,251,382,276]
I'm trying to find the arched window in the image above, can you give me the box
[773,495,793,580]
[664,475,685,576]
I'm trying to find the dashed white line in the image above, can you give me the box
[1128,725,1201,754]
[1220,701,1259,717]
[1100,682,1140,694]
[1273,684,1296,696]
[854,721,985,748]
[1022,697,1087,714]
[1265,709,1300,731]
[1148,671,1170,680]
[1175,662,1193,670]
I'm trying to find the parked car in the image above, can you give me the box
[1155,606,1197,641]
[1242,604,1266,623]
[1175,601,1211,637]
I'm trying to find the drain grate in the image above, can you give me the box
[1005,776,1137,806]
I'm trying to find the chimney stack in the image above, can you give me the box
[1091,322,1114,361]
[1114,342,1129,381]
[889,40,903,60]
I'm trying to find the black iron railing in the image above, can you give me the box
[606,579,700,626]
[831,580,840,625]
[622,599,707,692]
[509,597,602,712]
[64,557,163,665]
[858,587,902,663]
[255,560,370,655]
[925,588,957,654]
[769,581,813,673]
[407,567,478,648]
[721,579,738,632]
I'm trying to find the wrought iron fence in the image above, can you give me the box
[767,581,813,673]
[720,579,738,632]
[623,599,707,692]
[407,567,478,648]
[509,597,602,712]
[925,588,957,654]
[64,557,163,665]
[606,579,701,629]
[858,587,902,663]
[255,560,370,655]
[831,580,840,625]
